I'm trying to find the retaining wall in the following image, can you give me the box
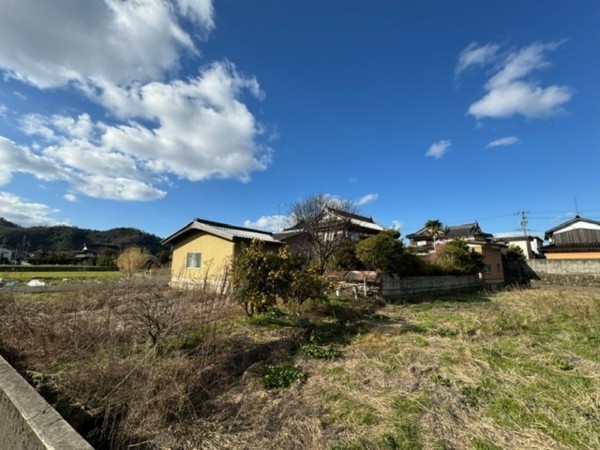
[381,274,483,300]
[0,355,93,450]
[523,259,600,287]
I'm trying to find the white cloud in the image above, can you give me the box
[0,191,66,227]
[64,193,77,202]
[0,104,6,118]
[391,220,403,231]
[0,0,272,201]
[244,215,291,232]
[461,41,572,120]
[356,193,379,206]
[469,81,571,119]
[0,0,214,88]
[0,136,69,185]
[425,139,451,159]
[455,42,500,76]
[487,136,520,148]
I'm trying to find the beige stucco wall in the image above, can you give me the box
[482,247,504,282]
[470,244,504,283]
[545,252,600,260]
[170,231,234,282]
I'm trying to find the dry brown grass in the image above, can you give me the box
[1,284,599,449]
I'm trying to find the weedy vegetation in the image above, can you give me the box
[0,280,599,449]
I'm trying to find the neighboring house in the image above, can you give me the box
[275,206,384,260]
[407,222,493,255]
[407,222,504,284]
[161,218,284,287]
[495,235,544,260]
[75,243,119,265]
[541,216,600,260]
[280,206,384,241]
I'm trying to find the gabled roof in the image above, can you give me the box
[544,215,600,238]
[161,218,283,246]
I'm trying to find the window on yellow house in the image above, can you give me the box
[186,252,201,269]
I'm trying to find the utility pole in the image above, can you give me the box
[515,210,529,236]
[511,210,531,258]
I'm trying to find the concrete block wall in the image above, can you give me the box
[0,355,93,450]
[381,274,482,299]
[526,259,600,275]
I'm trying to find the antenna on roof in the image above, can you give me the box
[570,197,580,216]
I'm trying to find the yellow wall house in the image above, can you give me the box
[161,218,284,289]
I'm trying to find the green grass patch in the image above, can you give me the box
[262,364,306,389]
[326,391,379,426]
[296,343,341,360]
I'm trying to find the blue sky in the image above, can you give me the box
[0,0,598,240]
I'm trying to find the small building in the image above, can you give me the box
[75,243,119,265]
[541,216,600,260]
[495,235,544,260]
[161,218,284,288]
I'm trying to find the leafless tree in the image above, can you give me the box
[287,193,358,273]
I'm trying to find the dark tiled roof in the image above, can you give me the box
[408,222,492,240]
[445,222,492,239]
[325,206,377,224]
[161,218,282,245]
[406,226,430,240]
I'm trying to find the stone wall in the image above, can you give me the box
[0,355,93,450]
[523,259,600,287]
[525,259,600,274]
[381,274,483,300]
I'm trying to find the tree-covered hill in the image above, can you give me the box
[0,219,164,256]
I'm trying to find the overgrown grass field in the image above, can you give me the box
[0,282,598,449]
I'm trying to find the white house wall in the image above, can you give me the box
[554,221,600,234]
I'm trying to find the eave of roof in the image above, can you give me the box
[541,242,600,253]
[544,215,600,238]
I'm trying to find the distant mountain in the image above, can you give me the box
[0,219,163,255]
[0,218,20,229]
